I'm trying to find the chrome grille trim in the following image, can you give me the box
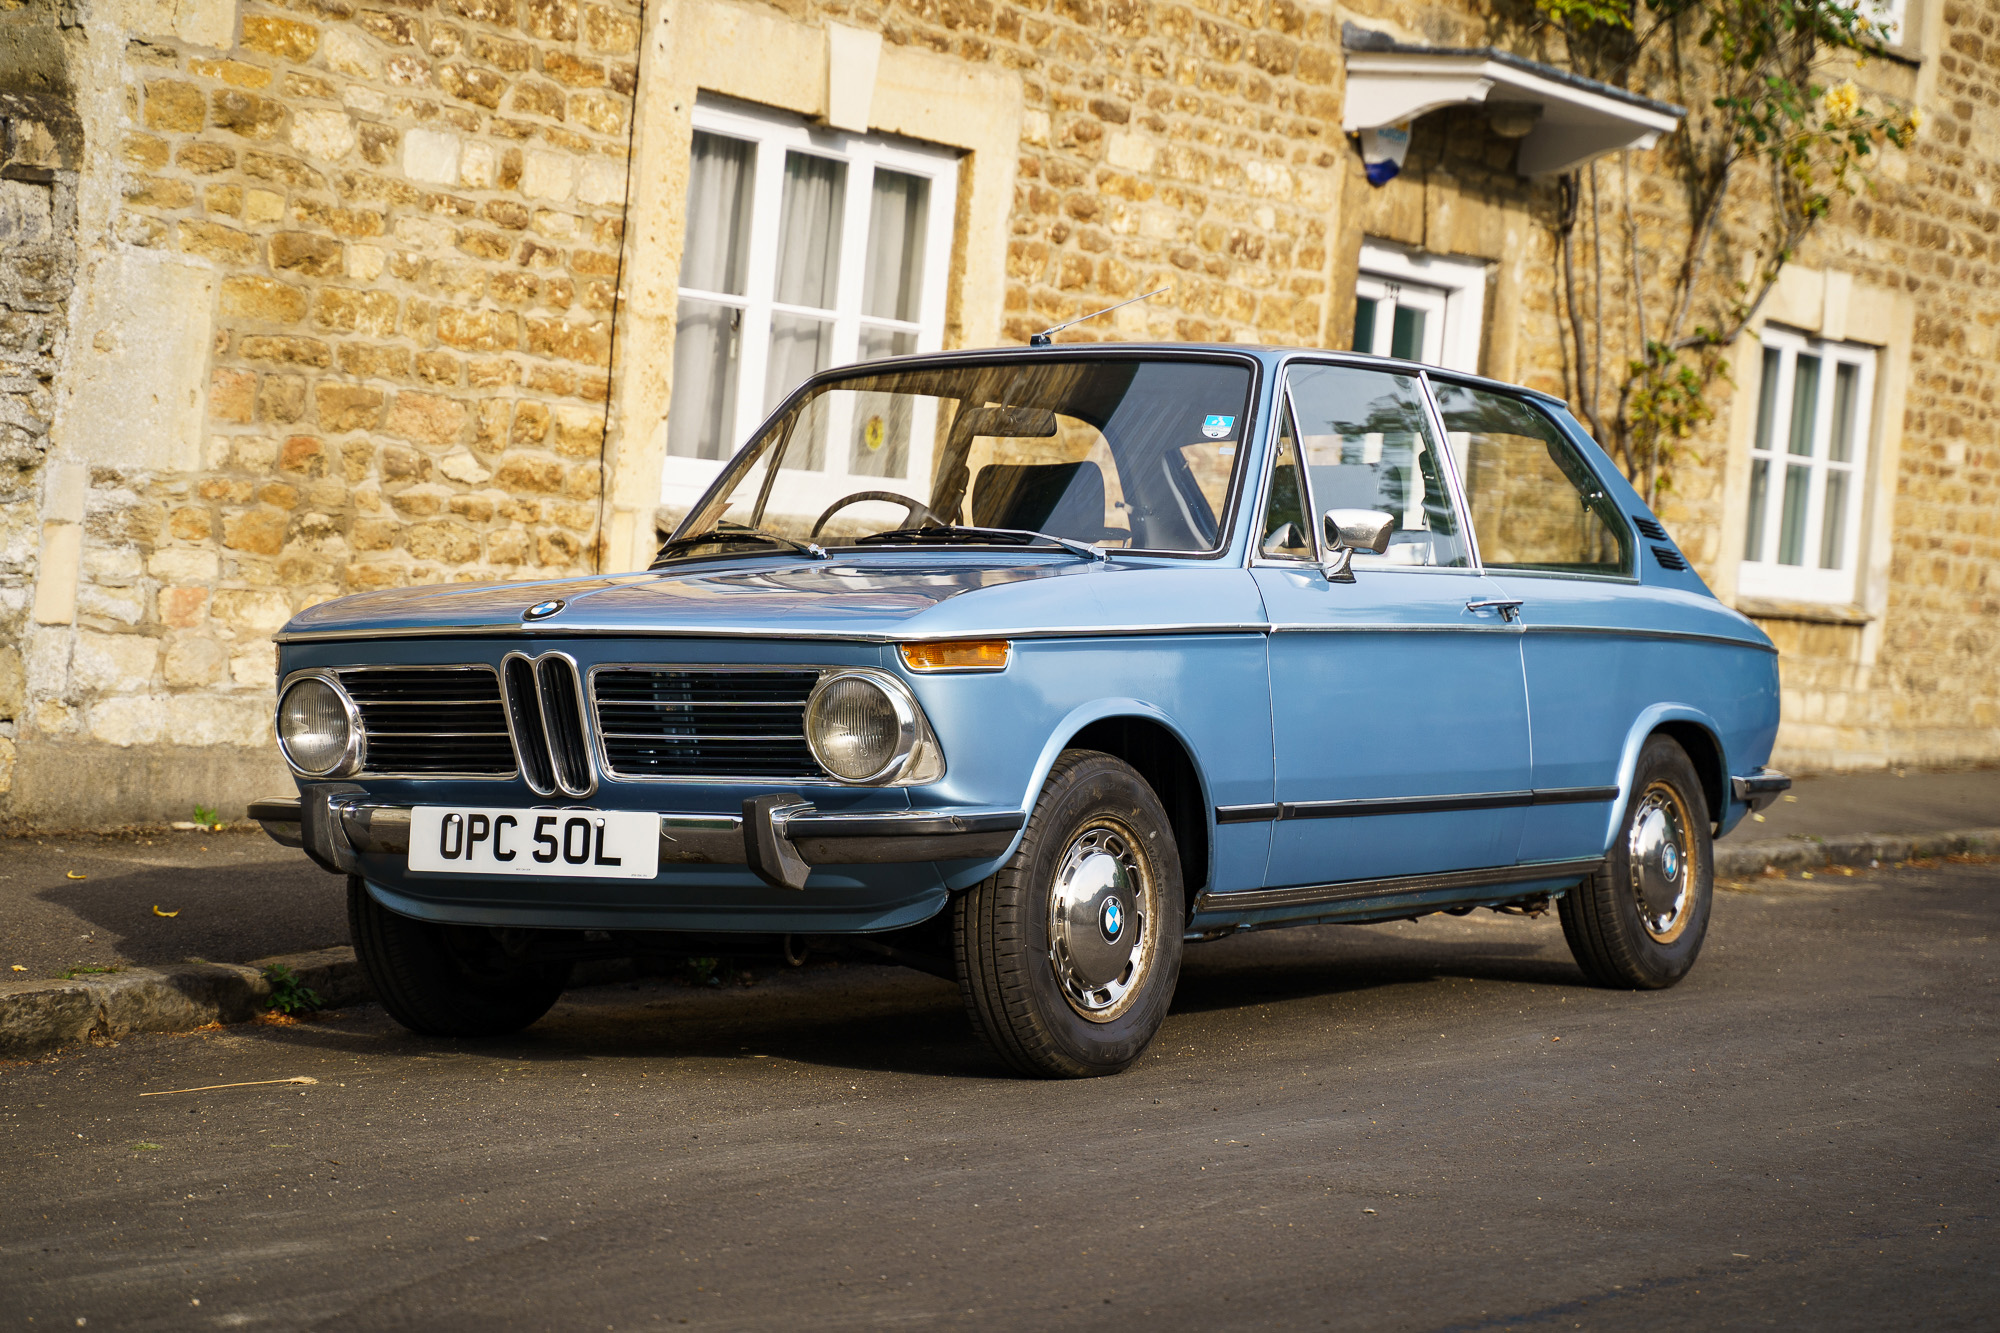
[335,665,516,779]
[589,665,828,782]
[502,651,596,797]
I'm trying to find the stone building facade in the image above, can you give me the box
[0,0,1992,827]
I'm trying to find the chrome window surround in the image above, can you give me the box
[274,668,366,779]
[502,650,597,799]
[585,663,947,787]
[276,663,519,782]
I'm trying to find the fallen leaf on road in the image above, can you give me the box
[152,905,179,917]
[10,964,24,972]
[139,1076,319,1097]
[66,871,86,879]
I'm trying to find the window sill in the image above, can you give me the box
[1734,595,1873,627]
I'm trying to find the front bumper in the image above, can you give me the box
[250,793,1023,892]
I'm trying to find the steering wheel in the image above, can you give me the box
[809,491,942,540]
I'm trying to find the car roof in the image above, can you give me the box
[805,342,1573,409]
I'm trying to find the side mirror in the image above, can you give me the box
[1320,508,1394,583]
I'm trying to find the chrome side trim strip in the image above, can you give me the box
[1520,623,1778,652]
[277,622,1274,645]
[1213,786,1617,824]
[1195,857,1607,914]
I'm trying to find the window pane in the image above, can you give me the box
[764,313,834,463]
[851,329,918,478]
[1753,347,1781,454]
[774,151,845,310]
[1744,458,1769,560]
[1436,382,1630,575]
[862,169,929,322]
[1819,469,1850,569]
[1830,362,1859,463]
[1778,462,1811,565]
[1390,305,1426,362]
[1352,297,1378,354]
[1286,364,1468,567]
[680,132,754,296]
[1788,354,1820,456]
[665,297,741,461]
[1261,410,1311,559]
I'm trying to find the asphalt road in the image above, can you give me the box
[4,859,1994,1330]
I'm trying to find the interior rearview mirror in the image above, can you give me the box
[1320,508,1395,583]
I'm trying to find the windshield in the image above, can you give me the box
[663,356,1254,560]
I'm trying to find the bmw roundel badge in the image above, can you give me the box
[524,599,566,621]
[1100,896,1124,941]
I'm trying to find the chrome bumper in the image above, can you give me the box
[250,794,1024,891]
[1730,768,1792,812]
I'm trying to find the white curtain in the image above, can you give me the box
[762,151,846,464]
[667,132,755,460]
[862,168,928,321]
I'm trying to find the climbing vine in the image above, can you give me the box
[1529,0,1920,503]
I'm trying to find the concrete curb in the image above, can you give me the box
[0,946,368,1061]
[1715,826,2000,878]
[4,827,1996,1060]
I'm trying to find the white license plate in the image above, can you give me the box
[407,807,660,879]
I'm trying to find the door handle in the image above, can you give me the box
[1466,599,1523,623]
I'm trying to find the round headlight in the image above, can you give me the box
[277,676,357,777]
[805,673,913,783]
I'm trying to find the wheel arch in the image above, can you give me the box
[1605,705,1730,847]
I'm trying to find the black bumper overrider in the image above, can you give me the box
[248,794,1024,891]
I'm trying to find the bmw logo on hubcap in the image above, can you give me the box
[1099,896,1124,942]
[1660,842,1680,879]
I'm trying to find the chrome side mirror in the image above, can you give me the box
[1320,508,1394,584]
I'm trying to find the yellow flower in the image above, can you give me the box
[1823,80,1862,120]
[1908,106,1928,134]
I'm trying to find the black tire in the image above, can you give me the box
[1559,735,1713,989]
[954,750,1185,1078]
[347,876,569,1037]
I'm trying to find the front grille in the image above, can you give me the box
[340,667,514,776]
[503,655,593,796]
[593,668,823,779]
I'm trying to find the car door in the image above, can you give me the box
[1428,380,1646,863]
[1250,362,1533,889]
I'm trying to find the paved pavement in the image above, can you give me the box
[3,859,1993,1329]
[3,766,1994,980]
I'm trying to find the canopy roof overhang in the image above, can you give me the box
[1342,25,1685,177]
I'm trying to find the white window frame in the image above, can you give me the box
[663,97,960,514]
[1738,326,1877,605]
[1354,241,1488,374]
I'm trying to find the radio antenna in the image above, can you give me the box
[1029,288,1168,346]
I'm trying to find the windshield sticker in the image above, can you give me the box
[1201,415,1236,439]
[862,414,887,452]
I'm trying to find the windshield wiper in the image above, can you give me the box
[652,527,828,566]
[853,524,1107,562]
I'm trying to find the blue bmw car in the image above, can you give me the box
[255,343,1788,1077]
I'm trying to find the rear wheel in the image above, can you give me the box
[954,750,1184,1077]
[1559,735,1713,989]
[348,877,569,1037]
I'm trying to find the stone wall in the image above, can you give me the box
[7,0,638,827]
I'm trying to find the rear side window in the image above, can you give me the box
[1433,382,1632,576]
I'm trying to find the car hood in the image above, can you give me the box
[277,554,1142,642]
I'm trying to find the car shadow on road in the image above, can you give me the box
[203,926,1591,1082]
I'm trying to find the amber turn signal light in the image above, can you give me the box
[898,640,1011,673]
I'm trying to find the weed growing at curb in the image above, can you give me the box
[263,963,323,1016]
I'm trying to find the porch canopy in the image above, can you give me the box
[1342,24,1685,177]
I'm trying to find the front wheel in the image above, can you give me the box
[1559,736,1713,989]
[348,877,569,1037]
[953,750,1184,1077]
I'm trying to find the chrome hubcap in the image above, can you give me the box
[1629,781,1695,943]
[1049,824,1154,1022]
